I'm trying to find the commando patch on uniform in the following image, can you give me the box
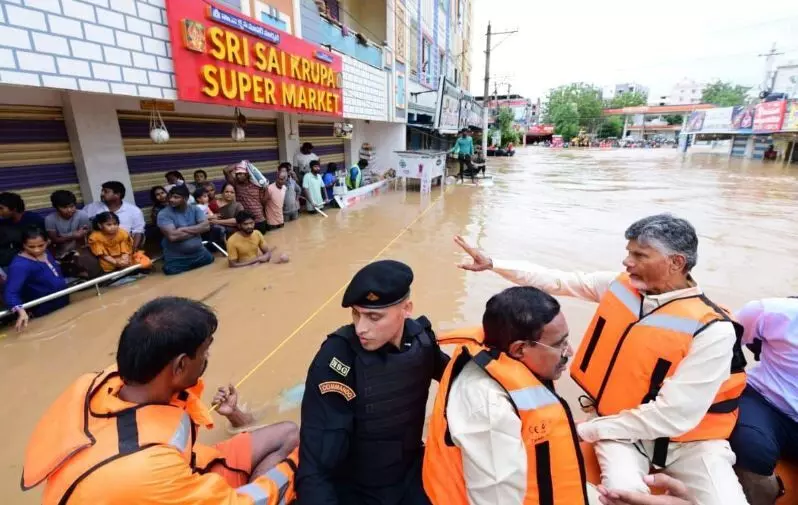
[329,357,351,377]
[319,381,356,401]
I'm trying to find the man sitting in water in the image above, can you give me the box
[21,296,299,504]
[455,213,749,505]
[729,297,798,505]
[157,185,215,276]
[226,210,288,268]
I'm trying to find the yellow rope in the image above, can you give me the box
[212,189,450,410]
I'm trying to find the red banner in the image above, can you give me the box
[528,124,554,135]
[752,100,786,132]
[165,0,343,117]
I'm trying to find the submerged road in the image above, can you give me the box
[3,147,798,502]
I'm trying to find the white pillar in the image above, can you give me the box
[277,113,300,165]
[62,91,134,204]
[345,120,366,168]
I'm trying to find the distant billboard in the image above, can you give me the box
[685,111,705,132]
[753,100,786,132]
[781,101,798,131]
[731,105,755,132]
[700,107,734,133]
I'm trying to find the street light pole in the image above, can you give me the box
[480,23,518,156]
[481,22,492,157]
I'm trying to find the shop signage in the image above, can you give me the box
[731,105,755,133]
[528,124,554,135]
[139,99,175,111]
[783,101,798,131]
[435,78,462,134]
[753,100,786,132]
[685,111,705,133]
[468,102,483,128]
[700,107,733,133]
[166,0,343,117]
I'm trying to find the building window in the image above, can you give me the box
[324,0,340,21]
[409,19,419,80]
[421,36,432,86]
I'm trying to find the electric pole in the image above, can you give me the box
[481,22,492,156]
[758,42,784,94]
[480,23,518,156]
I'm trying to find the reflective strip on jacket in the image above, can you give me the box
[570,273,747,447]
[423,330,588,505]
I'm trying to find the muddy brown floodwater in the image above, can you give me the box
[3,147,798,502]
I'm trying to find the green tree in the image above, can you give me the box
[606,91,647,109]
[493,107,520,147]
[542,83,603,141]
[597,116,624,138]
[701,81,750,107]
[663,114,684,125]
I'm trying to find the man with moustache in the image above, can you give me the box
[455,213,749,505]
[296,260,450,505]
[424,286,590,505]
[21,297,299,504]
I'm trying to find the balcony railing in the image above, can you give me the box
[317,15,383,68]
[301,0,383,69]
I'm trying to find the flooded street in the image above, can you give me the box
[4,147,798,502]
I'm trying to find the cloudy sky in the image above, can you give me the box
[469,0,798,101]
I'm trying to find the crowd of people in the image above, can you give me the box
[0,142,365,332]
[19,213,798,505]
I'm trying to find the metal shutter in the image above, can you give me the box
[0,105,82,217]
[299,121,345,169]
[117,111,280,222]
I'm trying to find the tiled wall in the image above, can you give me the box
[341,54,388,121]
[0,0,176,98]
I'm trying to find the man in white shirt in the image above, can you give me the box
[293,142,319,182]
[454,213,748,505]
[84,181,146,249]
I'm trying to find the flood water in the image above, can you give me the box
[3,147,798,502]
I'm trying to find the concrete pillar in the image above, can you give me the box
[277,113,301,165]
[62,91,134,204]
[622,115,629,138]
[344,120,366,169]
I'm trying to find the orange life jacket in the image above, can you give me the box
[570,274,747,465]
[424,330,588,505]
[21,367,297,505]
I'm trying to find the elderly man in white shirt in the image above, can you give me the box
[84,181,146,249]
[454,213,748,505]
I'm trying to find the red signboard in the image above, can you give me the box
[752,100,786,132]
[528,124,554,135]
[165,0,343,117]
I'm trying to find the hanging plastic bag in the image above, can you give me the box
[242,160,268,188]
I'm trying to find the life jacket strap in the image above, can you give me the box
[652,437,670,469]
[116,410,140,455]
[535,441,555,505]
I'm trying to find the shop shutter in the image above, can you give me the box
[117,111,280,222]
[299,121,345,169]
[731,136,748,158]
[751,135,770,160]
[0,105,82,218]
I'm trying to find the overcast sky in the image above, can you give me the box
[469,0,798,101]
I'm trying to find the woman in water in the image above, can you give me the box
[210,183,244,235]
[4,227,69,331]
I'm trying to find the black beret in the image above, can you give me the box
[342,260,414,309]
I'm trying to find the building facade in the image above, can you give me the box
[402,0,477,150]
[660,78,705,106]
[614,82,649,99]
[0,0,443,220]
